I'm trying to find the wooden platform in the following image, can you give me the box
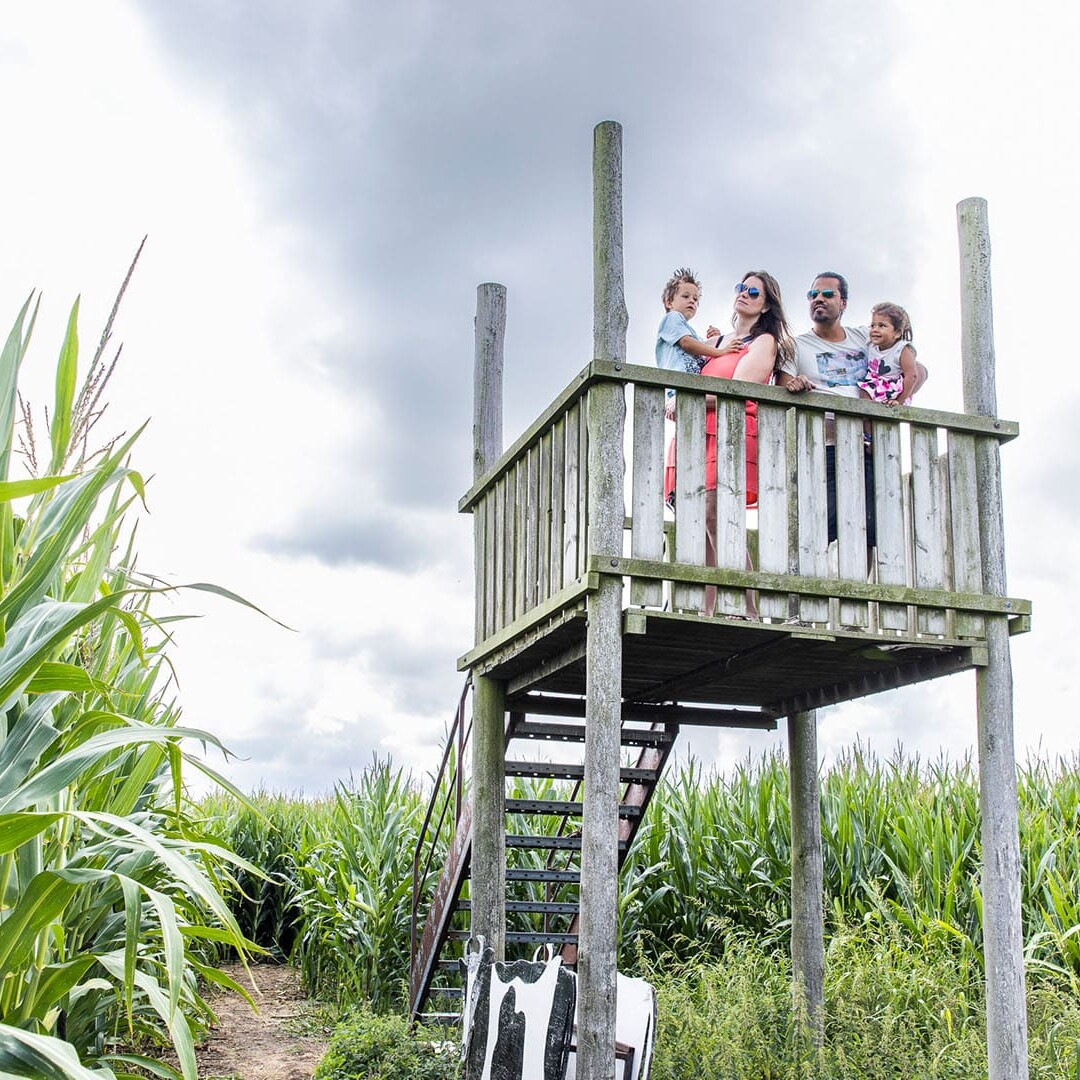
[462,605,1016,717]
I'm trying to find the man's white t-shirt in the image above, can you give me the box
[780,326,870,398]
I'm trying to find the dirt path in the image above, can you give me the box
[194,962,330,1080]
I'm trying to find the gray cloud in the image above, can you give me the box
[138,0,916,537]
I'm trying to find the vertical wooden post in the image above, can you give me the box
[472,282,507,960]
[957,197,1028,1079]
[788,709,824,1045]
[578,119,627,1080]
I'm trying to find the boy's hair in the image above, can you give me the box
[871,301,914,342]
[662,267,700,307]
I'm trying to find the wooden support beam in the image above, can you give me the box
[471,283,507,961]
[958,197,1028,1079]
[578,118,626,1080]
[788,709,824,1047]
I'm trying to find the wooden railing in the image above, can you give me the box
[458,361,1029,665]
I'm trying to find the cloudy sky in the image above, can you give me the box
[1,2,1076,793]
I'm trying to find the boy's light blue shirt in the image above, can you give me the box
[655,310,703,376]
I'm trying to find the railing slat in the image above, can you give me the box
[507,466,520,625]
[630,384,665,607]
[948,431,983,637]
[483,492,494,639]
[563,402,581,588]
[797,411,829,623]
[673,393,706,612]
[550,417,565,596]
[525,445,540,610]
[715,396,747,616]
[577,397,589,579]
[515,459,529,619]
[494,475,508,631]
[757,402,789,620]
[538,432,552,604]
[911,425,947,634]
[835,415,868,627]
[872,419,908,631]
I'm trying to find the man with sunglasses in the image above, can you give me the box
[778,271,913,548]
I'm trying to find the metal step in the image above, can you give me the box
[505,834,628,852]
[505,761,660,783]
[506,868,581,883]
[505,798,642,818]
[415,1011,462,1026]
[511,721,674,747]
[459,899,579,915]
[448,929,579,945]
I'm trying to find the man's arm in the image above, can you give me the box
[778,370,814,392]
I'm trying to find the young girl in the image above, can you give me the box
[858,302,917,406]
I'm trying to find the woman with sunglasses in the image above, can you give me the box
[664,270,795,614]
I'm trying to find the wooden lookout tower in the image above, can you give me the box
[410,122,1032,1080]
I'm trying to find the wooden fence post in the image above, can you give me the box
[578,119,627,1080]
[472,282,507,960]
[788,709,824,1046]
[957,197,1028,1079]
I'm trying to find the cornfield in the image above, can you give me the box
[208,748,1080,1011]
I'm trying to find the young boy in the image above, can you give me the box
[656,268,731,411]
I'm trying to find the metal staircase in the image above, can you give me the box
[408,682,777,1022]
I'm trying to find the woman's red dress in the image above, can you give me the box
[663,344,760,508]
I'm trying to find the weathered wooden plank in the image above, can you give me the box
[592,554,1027,616]
[948,431,983,636]
[580,119,626,1080]
[494,476,507,632]
[480,491,493,640]
[958,194,1028,1080]
[796,411,829,622]
[835,415,868,627]
[789,709,824,1042]
[473,283,504,646]
[537,432,552,603]
[938,452,955,638]
[756,402,789,619]
[549,416,566,592]
[563,402,581,588]
[872,420,907,631]
[630,383,665,607]
[507,464,521,625]
[673,392,707,611]
[525,444,540,611]
[577,395,590,580]
[911,425,947,634]
[593,361,1020,442]
[715,396,747,616]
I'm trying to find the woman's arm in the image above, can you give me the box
[731,333,777,384]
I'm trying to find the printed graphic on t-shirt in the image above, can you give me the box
[813,348,867,386]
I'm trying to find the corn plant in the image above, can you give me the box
[0,285,258,1080]
[288,762,428,1012]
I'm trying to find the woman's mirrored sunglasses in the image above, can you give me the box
[734,283,762,299]
[807,288,839,300]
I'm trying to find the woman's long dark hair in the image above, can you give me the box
[735,270,796,371]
